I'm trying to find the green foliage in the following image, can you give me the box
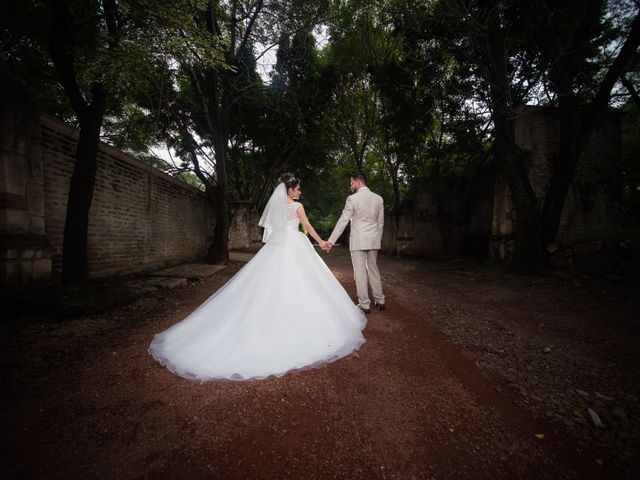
[1,2,73,119]
[225,26,336,210]
[2,0,228,128]
[4,0,638,248]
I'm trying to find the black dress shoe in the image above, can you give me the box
[357,305,371,314]
[374,302,386,311]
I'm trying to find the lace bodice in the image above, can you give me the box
[286,201,302,229]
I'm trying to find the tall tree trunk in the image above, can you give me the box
[206,86,231,264]
[493,112,545,274]
[49,0,117,282]
[540,92,577,245]
[205,172,230,263]
[205,184,229,263]
[480,0,545,273]
[201,2,236,265]
[61,100,105,281]
[180,126,227,264]
[538,8,640,247]
[388,161,402,255]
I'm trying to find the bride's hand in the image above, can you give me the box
[318,240,327,250]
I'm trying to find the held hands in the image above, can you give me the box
[316,238,332,253]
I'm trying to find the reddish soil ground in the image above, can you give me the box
[1,248,638,479]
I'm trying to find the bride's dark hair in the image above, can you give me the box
[281,172,300,190]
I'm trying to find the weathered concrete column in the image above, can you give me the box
[490,176,516,260]
[229,201,262,250]
[490,106,622,261]
[0,71,52,286]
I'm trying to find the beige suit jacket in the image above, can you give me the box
[328,186,384,251]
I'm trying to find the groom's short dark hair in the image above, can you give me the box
[351,172,367,183]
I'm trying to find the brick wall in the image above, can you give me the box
[39,115,215,279]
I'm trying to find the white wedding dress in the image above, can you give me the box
[149,185,366,382]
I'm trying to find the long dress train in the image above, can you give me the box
[149,199,366,381]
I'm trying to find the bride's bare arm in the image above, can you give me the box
[296,205,326,248]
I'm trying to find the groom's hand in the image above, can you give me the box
[325,242,333,253]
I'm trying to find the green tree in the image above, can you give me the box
[442,0,640,273]
[258,28,334,207]
[327,0,423,249]
[531,0,640,247]
[323,13,379,172]
[2,0,226,281]
[162,1,329,263]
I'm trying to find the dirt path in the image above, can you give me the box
[1,249,637,479]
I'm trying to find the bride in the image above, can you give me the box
[149,173,367,381]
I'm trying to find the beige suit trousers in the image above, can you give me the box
[350,249,385,309]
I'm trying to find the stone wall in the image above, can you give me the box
[38,115,215,280]
[0,73,52,286]
[1,71,262,287]
[491,106,622,259]
[465,172,496,257]
[381,106,621,260]
[381,190,446,256]
[381,173,495,258]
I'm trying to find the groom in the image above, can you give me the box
[324,172,385,314]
